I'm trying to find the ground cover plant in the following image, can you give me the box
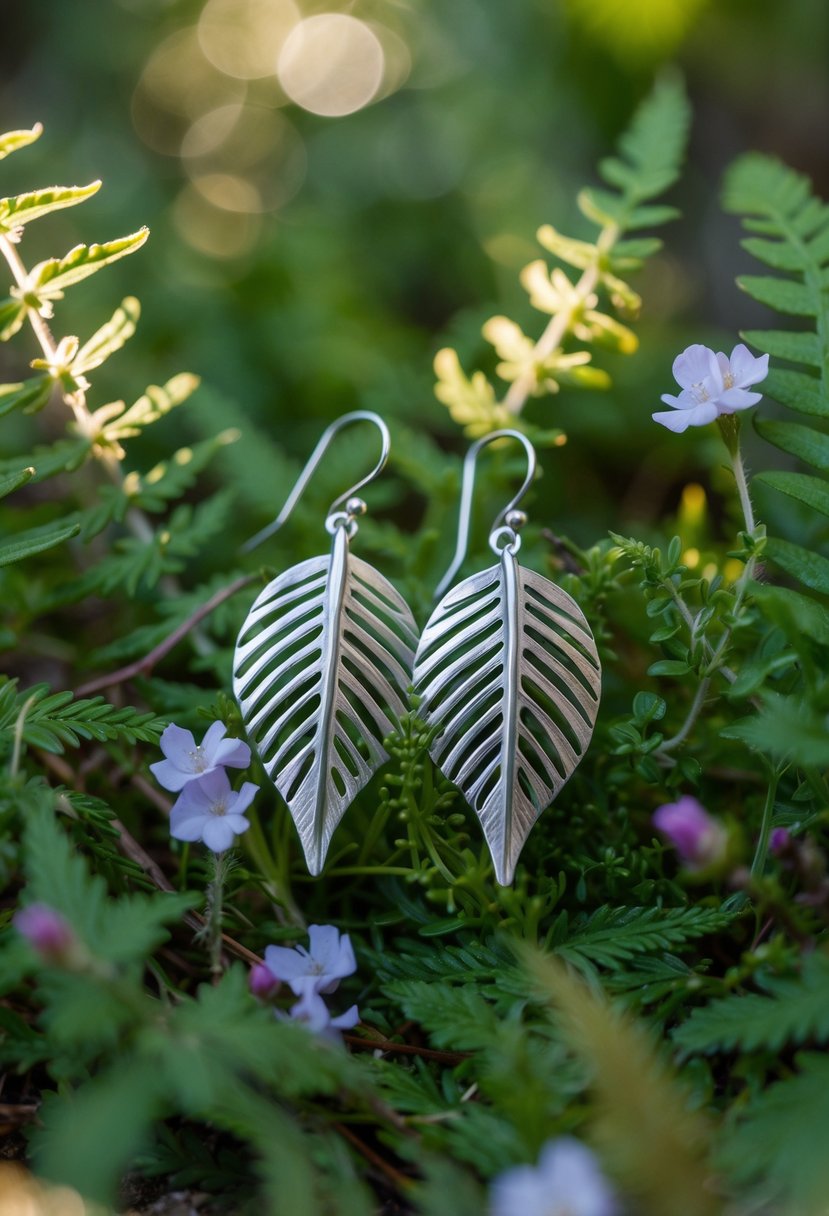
[1,35,829,1216]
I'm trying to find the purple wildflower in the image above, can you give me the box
[249,962,281,1000]
[287,987,360,1040]
[169,768,258,853]
[264,924,357,997]
[653,796,728,871]
[150,721,251,793]
[770,827,792,855]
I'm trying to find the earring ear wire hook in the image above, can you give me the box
[434,428,537,601]
[242,410,391,553]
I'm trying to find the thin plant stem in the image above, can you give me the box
[502,223,619,416]
[750,769,780,880]
[207,851,227,980]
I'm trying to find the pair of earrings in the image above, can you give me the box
[232,411,601,886]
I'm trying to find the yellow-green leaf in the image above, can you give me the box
[0,299,26,341]
[0,182,101,235]
[0,124,42,161]
[73,297,140,374]
[103,373,200,441]
[30,229,149,299]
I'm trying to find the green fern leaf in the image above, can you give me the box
[0,376,52,418]
[0,517,80,567]
[0,466,34,500]
[675,954,829,1055]
[719,1053,829,1213]
[755,417,829,470]
[755,470,829,516]
[548,905,734,969]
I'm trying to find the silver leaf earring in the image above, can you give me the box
[412,430,602,886]
[233,411,418,876]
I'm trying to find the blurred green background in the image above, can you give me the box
[1,0,827,555]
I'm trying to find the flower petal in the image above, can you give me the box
[227,781,259,816]
[729,344,768,388]
[672,344,717,390]
[223,813,250,838]
[159,723,196,763]
[213,736,252,769]
[652,409,694,433]
[150,758,196,792]
[264,944,316,982]
[717,388,763,412]
[330,1004,360,1030]
[170,809,209,842]
[201,720,228,762]
[202,817,237,853]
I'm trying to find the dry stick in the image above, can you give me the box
[343,1035,470,1065]
[76,572,258,697]
[332,1123,414,1193]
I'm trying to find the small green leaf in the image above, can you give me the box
[0,182,101,235]
[647,659,691,677]
[0,376,52,418]
[0,124,42,160]
[0,467,35,500]
[741,328,821,368]
[73,297,140,374]
[756,470,829,517]
[29,229,149,300]
[764,537,829,595]
[0,518,80,567]
[0,298,26,340]
[755,418,829,471]
[740,236,808,272]
[737,275,816,317]
[764,368,826,417]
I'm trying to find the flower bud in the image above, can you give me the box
[653,796,728,871]
[14,904,75,963]
[249,962,280,1000]
[770,827,791,855]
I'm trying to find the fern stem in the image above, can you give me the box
[750,770,780,880]
[658,677,711,756]
[502,222,619,415]
[207,850,227,980]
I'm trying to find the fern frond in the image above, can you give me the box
[675,953,829,1056]
[722,154,829,593]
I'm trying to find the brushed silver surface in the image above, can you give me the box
[234,525,417,874]
[414,543,601,885]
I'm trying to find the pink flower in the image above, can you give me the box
[264,924,357,997]
[653,796,727,871]
[249,963,281,1000]
[169,768,258,853]
[770,827,791,855]
[14,904,75,963]
[653,343,768,433]
[150,721,251,793]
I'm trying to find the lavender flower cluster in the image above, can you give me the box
[251,924,360,1039]
[151,722,259,853]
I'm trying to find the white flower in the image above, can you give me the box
[653,342,768,433]
[169,768,258,853]
[490,1139,618,1216]
[264,924,357,996]
[150,721,251,792]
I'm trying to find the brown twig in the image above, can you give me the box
[344,1034,470,1065]
[332,1123,414,1192]
[76,573,258,697]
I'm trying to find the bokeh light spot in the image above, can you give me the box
[277,15,385,117]
[199,0,301,80]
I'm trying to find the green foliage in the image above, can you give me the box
[723,154,829,594]
[0,678,166,755]
[675,951,829,1055]
[434,76,689,435]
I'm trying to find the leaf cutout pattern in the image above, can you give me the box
[413,549,601,885]
[233,527,417,875]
